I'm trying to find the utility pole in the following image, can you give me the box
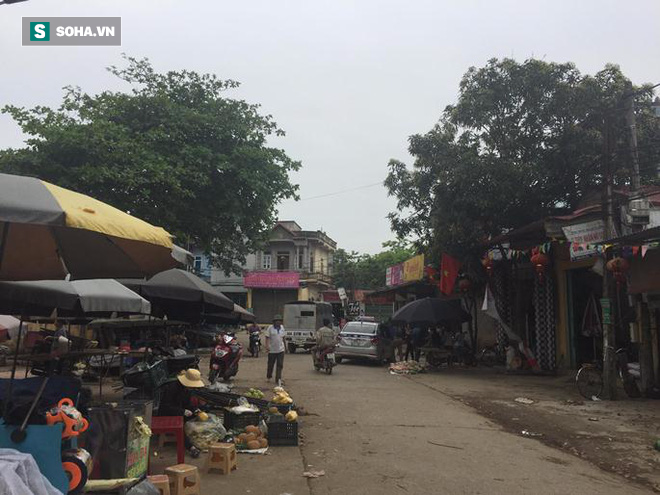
[624,81,642,193]
[602,115,618,400]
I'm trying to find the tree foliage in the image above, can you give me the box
[332,240,415,290]
[0,56,300,274]
[385,58,660,260]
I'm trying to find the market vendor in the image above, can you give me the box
[157,368,206,457]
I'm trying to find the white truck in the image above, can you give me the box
[283,301,334,353]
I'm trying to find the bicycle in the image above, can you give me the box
[575,347,641,399]
[477,344,506,367]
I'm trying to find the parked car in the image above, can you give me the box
[335,320,380,363]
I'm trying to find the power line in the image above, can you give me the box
[293,181,385,201]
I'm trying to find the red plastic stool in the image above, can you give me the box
[152,416,185,467]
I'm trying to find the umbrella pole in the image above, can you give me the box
[0,223,9,272]
[4,314,24,421]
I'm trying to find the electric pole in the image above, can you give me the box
[602,115,617,400]
[624,81,641,193]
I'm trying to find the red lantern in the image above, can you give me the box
[606,257,630,288]
[458,278,472,294]
[530,250,550,282]
[481,257,494,277]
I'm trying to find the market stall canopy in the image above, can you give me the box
[119,269,234,322]
[233,304,255,322]
[0,279,150,317]
[204,304,255,324]
[391,297,469,325]
[0,172,181,281]
[88,315,189,329]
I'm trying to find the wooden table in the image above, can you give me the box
[420,346,454,368]
[11,349,148,397]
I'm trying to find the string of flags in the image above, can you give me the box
[486,240,660,261]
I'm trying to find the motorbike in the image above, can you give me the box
[209,332,243,383]
[314,345,337,375]
[248,330,261,358]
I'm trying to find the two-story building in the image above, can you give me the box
[196,221,337,323]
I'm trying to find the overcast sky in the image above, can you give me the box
[1,0,659,254]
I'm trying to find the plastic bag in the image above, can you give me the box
[184,413,227,450]
[126,479,160,495]
[208,382,232,393]
[229,397,259,414]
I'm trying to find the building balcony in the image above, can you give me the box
[299,271,333,285]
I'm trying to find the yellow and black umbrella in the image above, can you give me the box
[0,172,179,280]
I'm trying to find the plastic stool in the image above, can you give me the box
[158,432,178,448]
[147,474,171,495]
[164,464,200,495]
[206,442,237,474]
[151,416,185,465]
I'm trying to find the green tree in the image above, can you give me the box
[332,241,415,290]
[0,56,300,274]
[385,58,660,261]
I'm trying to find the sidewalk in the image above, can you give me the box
[409,367,660,492]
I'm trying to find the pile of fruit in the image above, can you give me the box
[271,386,293,405]
[234,424,268,450]
[268,407,298,422]
[244,388,265,399]
[389,360,426,375]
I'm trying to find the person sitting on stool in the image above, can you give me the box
[157,368,206,457]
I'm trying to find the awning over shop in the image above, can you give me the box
[365,280,438,304]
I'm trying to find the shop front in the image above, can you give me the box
[244,271,301,324]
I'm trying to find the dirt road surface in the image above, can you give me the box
[173,341,655,495]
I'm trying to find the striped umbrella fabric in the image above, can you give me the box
[0,173,179,280]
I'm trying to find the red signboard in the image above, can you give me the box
[244,271,300,289]
[322,290,341,302]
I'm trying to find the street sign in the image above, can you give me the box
[337,287,348,301]
[600,298,611,325]
[348,301,362,316]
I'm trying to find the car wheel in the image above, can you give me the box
[335,356,343,364]
[288,343,297,354]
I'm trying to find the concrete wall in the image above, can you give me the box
[210,253,257,287]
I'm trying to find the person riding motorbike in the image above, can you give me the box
[312,319,336,367]
[247,322,261,357]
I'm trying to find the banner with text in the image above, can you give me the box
[243,271,300,289]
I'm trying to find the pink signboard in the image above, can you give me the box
[390,264,404,286]
[244,271,300,289]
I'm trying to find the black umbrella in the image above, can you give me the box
[391,297,470,325]
[0,279,150,318]
[204,304,255,325]
[120,269,234,322]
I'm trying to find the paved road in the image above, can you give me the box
[168,345,651,495]
[275,351,649,495]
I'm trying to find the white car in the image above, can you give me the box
[335,321,380,363]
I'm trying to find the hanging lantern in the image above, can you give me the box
[530,250,550,282]
[606,257,630,288]
[458,278,472,294]
[481,257,494,277]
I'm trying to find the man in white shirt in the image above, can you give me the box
[265,314,286,385]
